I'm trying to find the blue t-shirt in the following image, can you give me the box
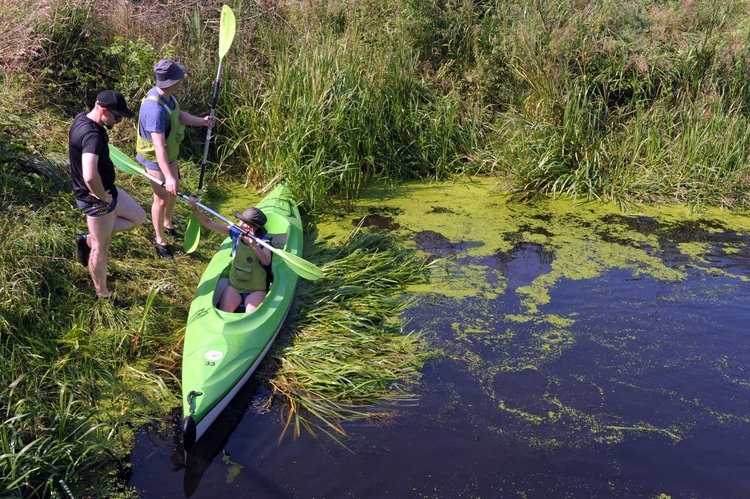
[136,87,176,168]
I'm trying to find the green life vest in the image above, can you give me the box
[228,240,268,293]
[136,94,185,163]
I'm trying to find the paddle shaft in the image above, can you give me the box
[141,170,278,254]
[198,59,225,192]
[109,143,322,279]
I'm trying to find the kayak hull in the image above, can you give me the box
[181,184,302,451]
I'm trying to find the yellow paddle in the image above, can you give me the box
[185,4,237,254]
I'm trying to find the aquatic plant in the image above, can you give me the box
[269,229,432,446]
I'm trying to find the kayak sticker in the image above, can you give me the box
[205,350,223,361]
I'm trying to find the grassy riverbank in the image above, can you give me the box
[3,0,750,496]
[0,158,430,497]
[6,1,750,209]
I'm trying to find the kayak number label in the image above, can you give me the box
[204,350,223,366]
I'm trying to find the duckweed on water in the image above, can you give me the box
[324,177,750,452]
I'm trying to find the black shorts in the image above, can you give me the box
[76,197,117,217]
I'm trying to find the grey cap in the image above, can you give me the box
[154,59,185,88]
[235,207,267,227]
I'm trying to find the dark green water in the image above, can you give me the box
[129,180,750,498]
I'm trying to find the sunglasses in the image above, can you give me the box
[111,110,123,122]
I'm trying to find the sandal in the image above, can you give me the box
[152,238,174,258]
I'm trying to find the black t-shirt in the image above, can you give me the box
[69,112,118,203]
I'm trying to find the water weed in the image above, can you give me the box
[270,229,431,445]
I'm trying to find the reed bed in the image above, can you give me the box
[7,0,750,210]
[473,0,750,209]
[270,230,432,445]
[220,36,478,211]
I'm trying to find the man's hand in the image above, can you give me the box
[165,176,178,196]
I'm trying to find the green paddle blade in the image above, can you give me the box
[184,214,201,254]
[110,145,147,177]
[268,245,324,281]
[219,5,236,60]
[270,245,323,281]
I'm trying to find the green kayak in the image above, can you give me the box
[181,184,302,451]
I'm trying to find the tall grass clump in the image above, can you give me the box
[471,0,750,208]
[0,157,184,496]
[269,229,432,445]
[221,35,480,211]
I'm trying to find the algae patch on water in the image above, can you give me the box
[217,178,750,453]
[321,177,750,451]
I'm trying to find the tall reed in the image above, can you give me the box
[219,20,480,211]
[473,0,750,208]
[270,229,432,445]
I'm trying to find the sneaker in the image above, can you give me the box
[76,234,91,267]
[94,293,128,309]
[152,238,174,258]
[164,226,181,239]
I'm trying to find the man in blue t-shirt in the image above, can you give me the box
[136,59,216,258]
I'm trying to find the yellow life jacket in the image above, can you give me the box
[136,94,185,163]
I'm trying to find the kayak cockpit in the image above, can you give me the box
[212,232,289,314]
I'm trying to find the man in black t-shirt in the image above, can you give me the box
[69,90,147,305]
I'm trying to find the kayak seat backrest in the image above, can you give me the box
[268,233,287,249]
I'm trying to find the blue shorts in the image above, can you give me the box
[136,154,181,176]
[77,197,117,217]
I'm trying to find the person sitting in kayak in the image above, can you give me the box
[188,199,272,313]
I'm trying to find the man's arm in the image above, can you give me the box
[82,152,112,203]
[151,132,178,195]
[179,111,216,127]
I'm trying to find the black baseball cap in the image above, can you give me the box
[96,90,135,118]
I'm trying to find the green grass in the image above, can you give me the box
[0,159,184,497]
[270,230,432,446]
